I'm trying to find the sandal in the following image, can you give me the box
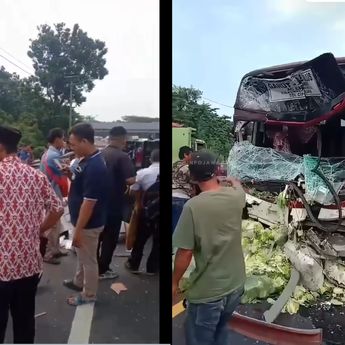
[63,279,83,292]
[67,294,96,306]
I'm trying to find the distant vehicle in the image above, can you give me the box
[126,138,160,170]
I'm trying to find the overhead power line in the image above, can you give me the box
[0,46,32,71]
[0,53,32,76]
[173,94,234,108]
[202,97,233,109]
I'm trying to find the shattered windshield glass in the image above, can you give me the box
[304,155,345,202]
[227,141,304,182]
[234,53,345,123]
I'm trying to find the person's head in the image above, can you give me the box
[178,146,193,162]
[69,123,95,157]
[47,128,65,149]
[0,125,22,161]
[189,150,219,189]
[150,149,160,163]
[109,126,127,150]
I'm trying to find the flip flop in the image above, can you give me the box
[63,279,83,292]
[67,294,96,306]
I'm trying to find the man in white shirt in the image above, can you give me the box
[125,149,159,275]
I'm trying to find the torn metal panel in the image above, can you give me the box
[318,206,345,221]
[246,195,288,226]
[305,229,338,258]
[291,208,308,222]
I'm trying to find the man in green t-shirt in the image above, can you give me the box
[172,150,246,345]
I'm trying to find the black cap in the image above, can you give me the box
[189,150,218,183]
[0,125,22,148]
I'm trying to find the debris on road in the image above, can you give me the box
[35,312,47,318]
[241,219,345,314]
[111,282,128,295]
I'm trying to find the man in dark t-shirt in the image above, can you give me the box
[62,123,109,306]
[99,126,135,280]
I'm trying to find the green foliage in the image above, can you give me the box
[0,23,105,148]
[172,85,233,160]
[28,23,108,107]
[0,70,83,147]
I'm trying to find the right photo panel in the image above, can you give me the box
[172,1,345,344]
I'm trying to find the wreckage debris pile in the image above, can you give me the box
[242,220,345,314]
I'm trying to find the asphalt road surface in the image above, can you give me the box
[4,235,159,344]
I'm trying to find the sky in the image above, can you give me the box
[173,0,345,118]
[0,0,159,122]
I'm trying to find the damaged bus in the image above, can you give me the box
[229,52,345,288]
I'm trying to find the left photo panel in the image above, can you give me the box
[0,0,160,343]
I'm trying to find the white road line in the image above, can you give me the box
[68,303,95,344]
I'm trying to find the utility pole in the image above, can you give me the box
[65,74,79,130]
[69,81,73,130]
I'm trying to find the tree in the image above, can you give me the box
[172,85,233,159]
[0,67,23,120]
[28,23,108,108]
[0,66,82,147]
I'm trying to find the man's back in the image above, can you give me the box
[102,145,135,207]
[0,156,62,281]
[40,146,63,198]
[133,163,159,192]
[173,186,246,303]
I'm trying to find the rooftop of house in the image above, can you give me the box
[90,121,159,131]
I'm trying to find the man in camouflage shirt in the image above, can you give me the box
[172,146,194,233]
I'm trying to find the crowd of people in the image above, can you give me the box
[0,123,159,343]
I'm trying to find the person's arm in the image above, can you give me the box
[46,152,63,177]
[126,176,136,185]
[129,169,145,209]
[120,155,136,186]
[40,209,64,234]
[173,249,193,300]
[40,175,64,235]
[73,200,97,247]
[130,169,144,191]
[172,205,195,300]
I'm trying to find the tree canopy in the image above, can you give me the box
[28,23,108,108]
[0,23,108,153]
[172,85,233,160]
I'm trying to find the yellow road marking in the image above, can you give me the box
[172,300,186,318]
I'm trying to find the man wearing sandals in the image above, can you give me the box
[62,123,109,306]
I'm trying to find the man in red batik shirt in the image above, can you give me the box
[0,125,63,344]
